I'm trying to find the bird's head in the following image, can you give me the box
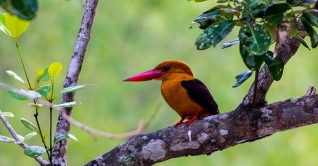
[124,59,194,82]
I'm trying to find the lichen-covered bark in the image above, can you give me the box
[85,94,318,166]
[45,0,318,165]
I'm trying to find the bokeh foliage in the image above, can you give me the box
[0,1,318,166]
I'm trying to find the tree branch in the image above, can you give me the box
[52,0,99,165]
[85,94,318,165]
[242,32,302,106]
[0,80,151,141]
[242,1,318,106]
[84,3,318,165]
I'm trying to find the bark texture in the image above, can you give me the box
[52,0,99,165]
[85,94,318,166]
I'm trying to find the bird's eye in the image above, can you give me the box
[163,66,170,72]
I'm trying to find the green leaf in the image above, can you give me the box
[190,6,223,29]
[0,111,14,117]
[54,102,77,108]
[67,133,79,142]
[190,5,237,29]
[243,0,267,9]
[6,70,26,84]
[24,146,46,157]
[48,62,62,80]
[0,12,5,24]
[265,52,284,81]
[218,6,240,18]
[288,18,297,37]
[7,90,28,100]
[264,22,277,41]
[295,36,311,50]
[232,70,253,88]
[241,1,267,21]
[239,42,266,70]
[37,84,52,98]
[5,13,30,38]
[302,12,318,27]
[8,90,41,100]
[24,132,37,141]
[36,68,51,83]
[301,16,318,48]
[264,3,291,25]
[42,132,47,140]
[0,12,11,36]
[238,23,270,70]
[196,20,236,49]
[0,135,16,143]
[55,133,79,143]
[20,118,40,134]
[59,85,87,94]
[239,23,272,55]
[11,0,38,20]
[27,103,43,109]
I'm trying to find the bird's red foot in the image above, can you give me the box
[174,117,185,126]
[186,115,198,125]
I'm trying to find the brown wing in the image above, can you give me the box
[181,79,219,115]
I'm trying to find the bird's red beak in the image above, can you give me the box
[124,69,164,82]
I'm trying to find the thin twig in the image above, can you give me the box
[60,110,144,139]
[304,84,316,96]
[143,102,162,130]
[0,82,150,139]
[34,107,52,164]
[49,107,53,163]
[0,115,49,166]
[15,39,32,89]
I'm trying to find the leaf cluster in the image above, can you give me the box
[2,62,82,159]
[191,0,317,86]
[0,12,84,162]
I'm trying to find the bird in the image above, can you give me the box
[124,59,219,126]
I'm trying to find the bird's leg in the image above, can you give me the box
[186,115,199,125]
[174,117,185,126]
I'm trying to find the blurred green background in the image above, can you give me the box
[0,0,318,165]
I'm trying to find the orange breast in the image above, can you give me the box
[160,74,210,119]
